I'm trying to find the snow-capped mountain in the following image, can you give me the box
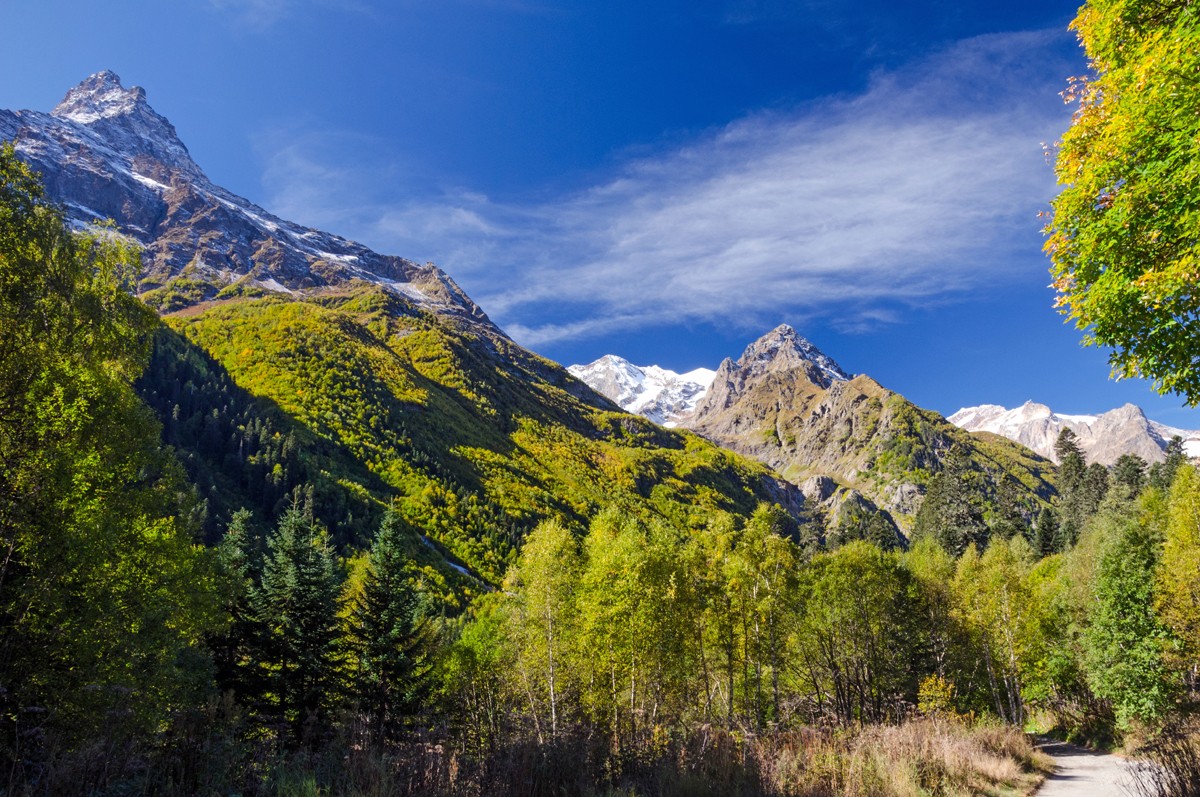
[949,401,1200,465]
[569,326,849,427]
[0,71,491,327]
[682,325,1054,534]
[567,355,716,427]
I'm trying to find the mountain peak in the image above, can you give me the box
[47,70,201,179]
[0,74,496,326]
[686,326,850,417]
[738,325,850,388]
[53,70,147,124]
[951,400,1199,465]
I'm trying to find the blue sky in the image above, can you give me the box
[5,0,1200,429]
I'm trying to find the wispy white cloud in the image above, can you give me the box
[258,29,1076,347]
[206,0,369,29]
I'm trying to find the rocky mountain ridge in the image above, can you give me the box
[0,71,491,328]
[949,401,1200,465]
[695,324,851,415]
[574,326,1057,537]
[3,72,817,586]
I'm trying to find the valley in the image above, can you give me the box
[1,62,1198,797]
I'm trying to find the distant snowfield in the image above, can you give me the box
[572,343,1200,470]
[568,355,716,427]
[949,401,1200,465]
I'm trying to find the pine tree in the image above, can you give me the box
[349,509,433,741]
[990,479,1031,542]
[865,511,903,552]
[1054,427,1084,463]
[1149,436,1187,492]
[1083,463,1111,513]
[254,497,344,743]
[1054,428,1089,548]
[912,450,988,556]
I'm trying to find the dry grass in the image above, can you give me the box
[756,717,1052,797]
[1126,725,1200,797]
[42,715,1047,796]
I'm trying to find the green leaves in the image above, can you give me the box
[1082,503,1175,728]
[254,502,344,740]
[0,144,219,760]
[1047,1,1200,402]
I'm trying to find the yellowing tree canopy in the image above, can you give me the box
[1046,0,1200,403]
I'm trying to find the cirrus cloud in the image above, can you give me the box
[258,28,1079,347]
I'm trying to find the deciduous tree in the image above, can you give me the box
[1046,0,1200,403]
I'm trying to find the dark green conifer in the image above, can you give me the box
[1112,454,1147,495]
[254,495,343,743]
[1082,462,1111,516]
[1031,507,1059,557]
[211,508,267,702]
[1054,428,1089,548]
[989,479,1030,542]
[349,509,434,741]
[1149,436,1187,492]
[912,450,987,556]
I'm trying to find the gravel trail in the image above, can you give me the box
[1035,739,1147,797]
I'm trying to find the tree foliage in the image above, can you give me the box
[1046,0,1200,402]
[0,144,219,763]
[348,508,435,741]
[1083,499,1176,728]
[253,497,344,743]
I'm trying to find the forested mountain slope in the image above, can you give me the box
[0,70,491,325]
[0,72,809,594]
[686,326,1057,534]
[140,285,806,591]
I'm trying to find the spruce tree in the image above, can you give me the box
[912,450,987,556]
[1082,462,1111,517]
[349,509,433,741]
[865,511,902,552]
[1054,427,1084,464]
[1031,507,1059,558]
[989,479,1030,542]
[254,498,343,743]
[1112,454,1147,495]
[1054,428,1088,548]
[1149,436,1187,492]
[211,508,268,704]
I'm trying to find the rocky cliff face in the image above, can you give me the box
[0,71,490,328]
[694,324,850,415]
[949,401,1200,465]
[685,327,1055,532]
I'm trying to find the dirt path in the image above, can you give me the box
[1034,740,1146,797]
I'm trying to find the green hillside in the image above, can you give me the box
[691,369,1056,533]
[138,284,804,592]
